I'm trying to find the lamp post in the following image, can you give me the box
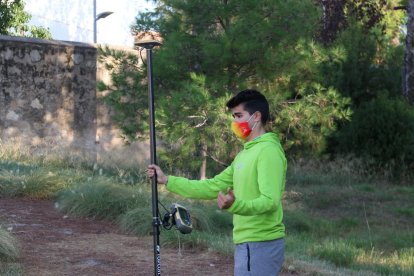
[93,0,113,43]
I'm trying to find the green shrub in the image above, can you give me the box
[118,197,232,236]
[335,95,414,178]
[188,203,232,233]
[0,169,68,199]
[118,207,152,235]
[57,180,148,220]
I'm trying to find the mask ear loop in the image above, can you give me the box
[251,121,258,131]
[248,112,259,131]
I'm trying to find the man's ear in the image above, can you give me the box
[254,111,262,123]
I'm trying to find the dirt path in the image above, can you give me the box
[0,198,233,275]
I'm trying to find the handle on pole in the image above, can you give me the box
[135,39,162,276]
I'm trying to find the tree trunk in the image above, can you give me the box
[199,143,207,180]
[404,0,414,104]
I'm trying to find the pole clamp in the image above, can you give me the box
[152,216,161,227]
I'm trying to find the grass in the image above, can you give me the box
[56,180,148,219]
[394,207,414,217]
[310,240,362,267]
[0,169,69,199]
[161,230,234,255]
[0,142,413,275]
[0,226,18,262]
[283,159,414,275]
[0,225,22,275]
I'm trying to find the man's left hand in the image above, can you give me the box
[217,188,235,209]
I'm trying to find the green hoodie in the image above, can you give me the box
[166,132,287,244]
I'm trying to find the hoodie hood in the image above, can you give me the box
[243,132,282,150]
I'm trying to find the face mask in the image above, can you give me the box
[231,113,258,139]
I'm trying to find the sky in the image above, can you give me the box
[24,0,155,47]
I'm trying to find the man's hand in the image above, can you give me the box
[147,164,168,184]
[217,188,235,209]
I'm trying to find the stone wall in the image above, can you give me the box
[0,35,149,167]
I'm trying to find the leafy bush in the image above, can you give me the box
[334,95,414,178]
[321,21,404,104]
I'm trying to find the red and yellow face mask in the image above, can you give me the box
[231,113,257,140]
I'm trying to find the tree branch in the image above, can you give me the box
[208,154,229,167]
[217,17,227,31]
[393,6,407,11]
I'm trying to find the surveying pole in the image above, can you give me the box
[135,39,162,276]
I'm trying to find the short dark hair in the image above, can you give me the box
[226,89,269,124]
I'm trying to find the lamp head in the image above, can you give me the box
[96,11,113,20]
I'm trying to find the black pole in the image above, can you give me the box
[135,39,162,276]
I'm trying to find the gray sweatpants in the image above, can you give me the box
[234,238,284,276]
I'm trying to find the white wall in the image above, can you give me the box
[25,0,154,47]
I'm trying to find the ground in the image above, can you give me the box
[0,198,234,275]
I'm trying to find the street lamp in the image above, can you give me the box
[93,0,114,43]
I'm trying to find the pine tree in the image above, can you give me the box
[101,0,352,178]
[404,0,414,104]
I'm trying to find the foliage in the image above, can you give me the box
[98,46,147,140]
[276,82,351,155]
[156,74,239,176]
[1,141,414,273]
[118,206,152,235]
[0,0,28,34]
[315,0,405,44]
[333,95,414,176]
[317,10,413,174]
[320,21,404,105]
[100,0,352,177]
[56,181,146,219]
[283,160,414,274]
[0,167,69,199]
[0,0,51,39]
[19,24,52,39]
[403,0,414,104]
[51,154,413,274]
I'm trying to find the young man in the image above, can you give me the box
[147,89,287,275]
